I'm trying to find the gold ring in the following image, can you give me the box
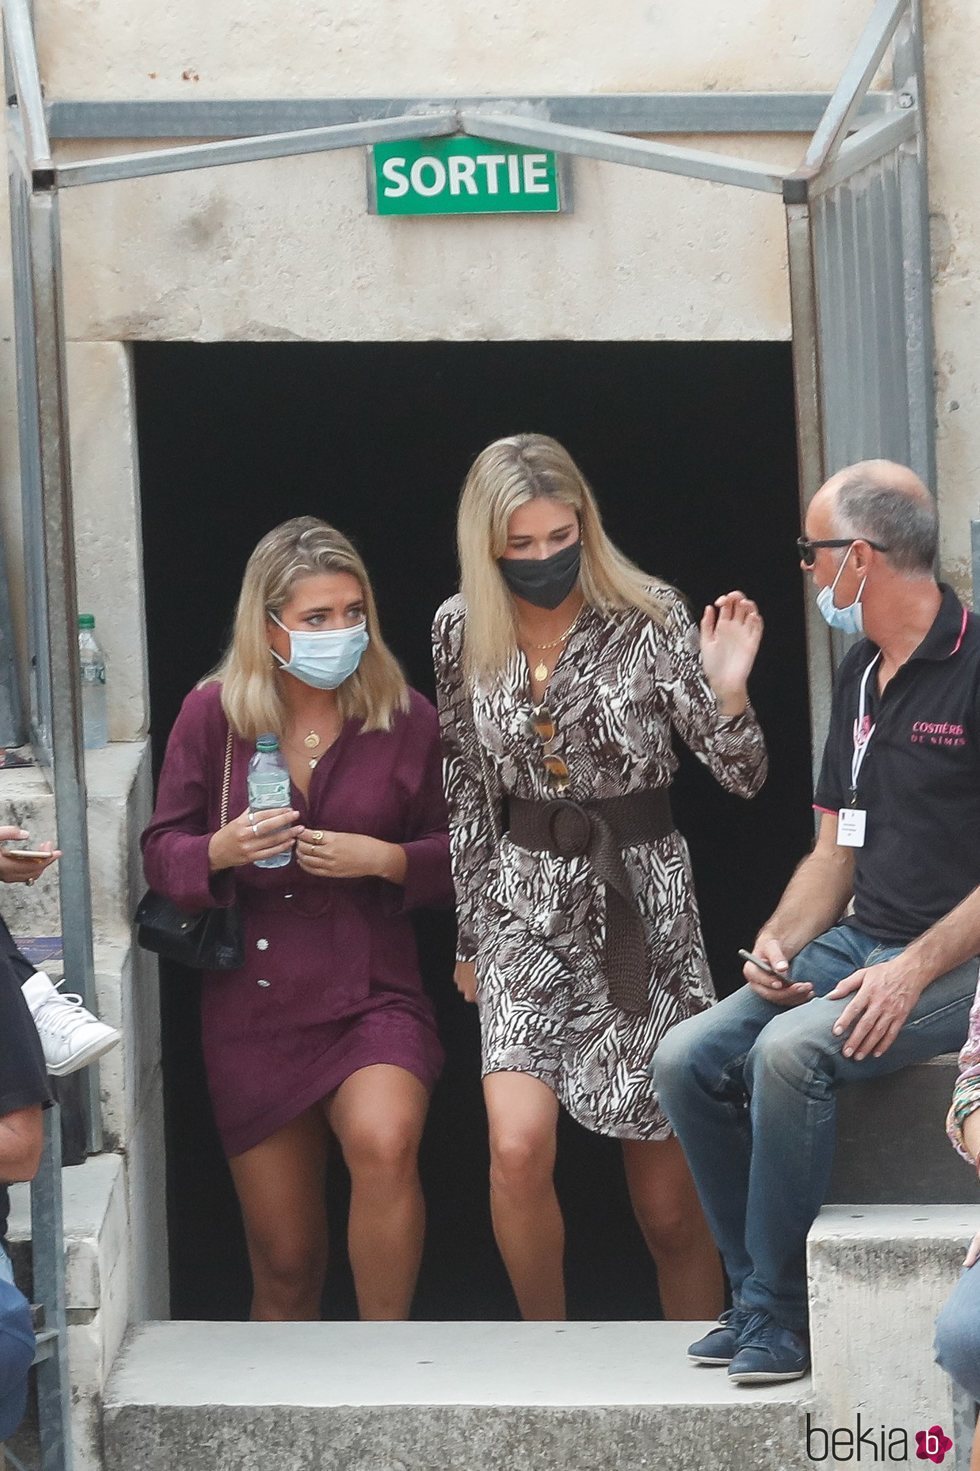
[311,830,324,845]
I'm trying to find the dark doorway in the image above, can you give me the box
[135,340,812,1323]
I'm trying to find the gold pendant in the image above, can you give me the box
[304,731,320,750]
[534,661,549,682]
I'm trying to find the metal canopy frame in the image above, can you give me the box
[0,4,932,1460]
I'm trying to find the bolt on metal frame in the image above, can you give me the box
[0,2,933,1461]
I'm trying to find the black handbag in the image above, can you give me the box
[135,727,245,971]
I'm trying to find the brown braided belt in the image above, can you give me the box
[506,789,675,1013]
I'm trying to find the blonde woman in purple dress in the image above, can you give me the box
[144,518,452,1322]
[434,434,767,1320]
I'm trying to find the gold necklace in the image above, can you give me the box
[523,611,582,683]
[291,724,336,770]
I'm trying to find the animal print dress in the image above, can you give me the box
[432,587,767,1140]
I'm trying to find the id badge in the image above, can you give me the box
[837,808,867,847]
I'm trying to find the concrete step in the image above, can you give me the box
[831,1055,980,1205]
[808,1204,975,1442]
[103,1320,812,1471]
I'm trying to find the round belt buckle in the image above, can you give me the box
[547,800,592,859]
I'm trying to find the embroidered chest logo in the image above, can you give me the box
[910,720,966,748]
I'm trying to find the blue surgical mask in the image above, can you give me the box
[270,615,369,690]
[816,545,866,636]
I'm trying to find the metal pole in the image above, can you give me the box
[803,0,909,171]
[7,156,52,756]
[44,91,892,143]
[807,110,915,196]
[0,0,51,172]
[785,198,835,782]
[893,0,937,494]
[0,510,25,744]
[29,1106,72,1471]
[27,185,103,1152]
[458,109,787,193]
[52,110,459,189]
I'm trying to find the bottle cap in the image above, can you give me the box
[255,733,280,753]
[78,614,95,629]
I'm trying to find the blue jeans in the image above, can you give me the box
[0,1242,34,1441]
[651,924,977,1335]
[935,1262,980,1402]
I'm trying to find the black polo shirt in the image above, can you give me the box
[814,583,980,946]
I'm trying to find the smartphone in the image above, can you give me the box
[6,848,52,860]
[737,948,786,980]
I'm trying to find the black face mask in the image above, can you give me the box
[498,541,582,610]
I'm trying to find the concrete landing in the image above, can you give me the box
[103,1320,812,1471]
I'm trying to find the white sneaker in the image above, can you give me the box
[21,970,121,1077]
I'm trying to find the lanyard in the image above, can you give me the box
[850,653,881,803]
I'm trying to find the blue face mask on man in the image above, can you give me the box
[816,544,866,636]
[270,614,369,690]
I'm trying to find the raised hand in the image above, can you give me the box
[700,591,764,713]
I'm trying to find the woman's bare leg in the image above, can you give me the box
[483,1071,564,1320]
[621,1134,724,1320]
[228,1106,329,1321]
[326,1064,429,1321]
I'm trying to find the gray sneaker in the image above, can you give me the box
[727,1311,810,1384]
[687,1306,753,1365]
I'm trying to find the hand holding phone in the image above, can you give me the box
[0,834,62,885]
[737,948,784,979]
[738,946,812,1000]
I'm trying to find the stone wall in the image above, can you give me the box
[1,3,976,733]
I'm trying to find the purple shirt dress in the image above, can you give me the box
[142,681,453,1158]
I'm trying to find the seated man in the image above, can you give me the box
[653,460,980,1384]
[0,824,119,1076]
[0,940,50,1442]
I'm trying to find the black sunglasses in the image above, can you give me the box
[796,535,889,569]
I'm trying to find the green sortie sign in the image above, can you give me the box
[370,135,565,217]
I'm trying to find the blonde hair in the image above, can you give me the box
[457,434,672,680]
[206,517,409,738]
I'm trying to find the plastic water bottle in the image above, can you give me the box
[78,614,108,750]
[247,734,292,869]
